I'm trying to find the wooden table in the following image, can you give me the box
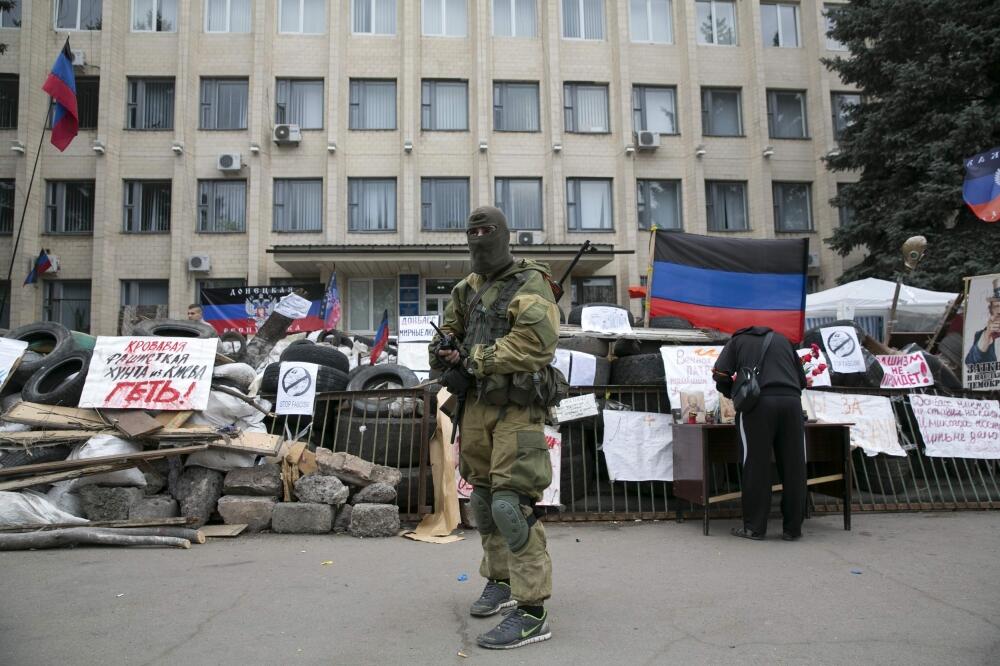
[672,423,852,535]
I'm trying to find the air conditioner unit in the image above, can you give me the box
[807,251,821,269]
[217,153,242,172]
[517,231,544,246]
[187,255,211,272]
[635,131,660,151]
[273,124,302,144]
[70,49,85,67]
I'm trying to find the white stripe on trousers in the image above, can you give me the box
[738,412,748,466]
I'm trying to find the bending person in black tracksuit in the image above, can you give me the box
[713,326,808,541]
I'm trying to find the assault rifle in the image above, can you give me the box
[549,240,595,303]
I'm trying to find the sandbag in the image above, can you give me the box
[184,448,257,472]
[65,435,147,488]
[0,490,89,528]
[186,388,270,433]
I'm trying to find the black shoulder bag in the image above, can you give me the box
[731,332,774,413]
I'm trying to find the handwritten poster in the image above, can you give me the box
[0,339,28,392]
[805,390,905,457]
[600,410,674,481]
[962,273,1000,390]
[821,326,866,374]
[398,315,439,343]
[79,337,217,410]
[659,346,724,413]
[581,307,633,335]
[877,353,934,389]
[455,425,561,505]
[909,394,1000,459]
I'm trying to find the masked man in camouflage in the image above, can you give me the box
[429,206,561,650]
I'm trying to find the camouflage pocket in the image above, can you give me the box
[511,430,552,496]
[481,373,510,406]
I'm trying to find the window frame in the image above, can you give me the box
[695,0,737,46]
[278,0,325,34]
[0,74,17,130]
[632,84,678,135]
[123,180,172,234]
[421,177,471,232]
[75,77,99,130]
[563,82,610,134]
[273,178,324,233]
[772,181,814,233]
[629,0,673,44]
[824,3,847,51]
[492,0,537,38]
[836,182,855,227]
[351,0,396,35]
[348,79,398,130]
[636,179,682,231]
[54,0,102,31]
[831,91,860,141]
[701,87,743,137]
[566,177,614,232]
[766,89,808,139]
[197,179,247,233]
[570,276,616,308]
[131,0,178,33]
[120,279,170,307]
[348,177,398,233]
[0,1,21,29]
[126,77,175,130]
[275,78,324,129]
[759,2,799,48]
[347,276,398,334]
[199,77,250,130]
[494,177,543,231]
[561,0,605,40]
[493,81,541,133]
[45,180,96,234]
[421,79,469,131]
[705,180,749,232]
[203,0,251,33]
[422,0,467,37]
[0,179,13,235]
[43,280,92,333]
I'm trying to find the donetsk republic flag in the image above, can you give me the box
[963,147,1000,223]
[649,231,809,342]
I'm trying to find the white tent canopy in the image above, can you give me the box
[807,277,958,316]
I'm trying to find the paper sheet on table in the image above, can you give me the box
[600,410,674,481]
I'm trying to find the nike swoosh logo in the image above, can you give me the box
[521,623,540,639]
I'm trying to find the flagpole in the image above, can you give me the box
[643,225,657,328]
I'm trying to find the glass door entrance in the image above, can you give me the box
[425,278,459,316]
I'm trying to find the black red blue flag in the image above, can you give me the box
[370,310,390,365]
[963,147,1000,223]
[42,41,78,152]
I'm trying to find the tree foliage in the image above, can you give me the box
[824,0,1000,291]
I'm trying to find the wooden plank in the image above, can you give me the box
[0,430,104,447]
[100,410,164,438]
[0,516,195,533]
[153,411,193,429]
[0,463,136,491]
[2,402,106,430]
[208,432,283,456]
[201,524,247,538]
[708,474,846,504]
[0,444,209,478]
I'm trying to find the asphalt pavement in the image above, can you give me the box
[1,512,998,665]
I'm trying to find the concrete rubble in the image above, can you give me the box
[271,502,334,534]
[217,496,276,533]
[348,504,401,538]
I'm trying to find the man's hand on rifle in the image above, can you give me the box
[437,348,461,366]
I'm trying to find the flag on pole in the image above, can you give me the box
[23,250,52,286]
[963,147,1000,223]
[370,310,390,365]
[649,231,808,342]
[42,41,78,152]
[320,272,342,330]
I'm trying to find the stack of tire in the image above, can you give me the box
[260,340,351,434]
[3,322,93,407]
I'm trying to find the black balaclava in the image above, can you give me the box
[467,206,513,277]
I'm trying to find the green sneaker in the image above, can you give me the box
[470,580,516,617]
[476,608,552,650]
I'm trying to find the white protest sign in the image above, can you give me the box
[877,353,934,389]
[550,393,599,423]
[961,273,1000,391]
[454,425,562,505]
[80,337,216,410]
[551,349,571,380]
[821,326,866,373]
[600,410,673,481]
[805,390,905,457]
[550,350,598,386]
[909,394,1000,459]
[798,348,832,387]
[274,292,312,319]
[397,342,431,373]
[398,315,439,343]
[581,306,633,335]
[276,362,319,415]
[659,346,724,413]
[0,339,28,392]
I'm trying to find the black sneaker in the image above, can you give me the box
[477,608,552,650]
[470,580,516,617]
[730,526,765,541]
[781,531,802,541]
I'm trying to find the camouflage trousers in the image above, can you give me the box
[459,397,553,605]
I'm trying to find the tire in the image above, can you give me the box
[802,320,884,388]
[218,330,247,358]
[611,353,666,386]
[1,444,71,469]
[21,348,92,406]
[852,449,911,495]
[4,322,77,386]
[559,449,591,504]
[280,342,350,373]
[347,364,420,417]
[557,336,609,357]
[331,418,422,468]
[318,329,353,347]
[592,357,611,386]
[347,364,367,383]
[568,303,635,327]
[133,318,218,338]
[649,316,693,330]
[260,363,349,394]
[612,339,642,357]
[936,331,963,373]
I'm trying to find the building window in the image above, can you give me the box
[123,180,171,233]
[44,281,91,333]
[0,75,16,129]
[493,0,536,37]
[562,0,604,40]
[767,90,808,139]
[348,178,396,232]
[807,276,820,294]
[279,0,324,33]
[273,179,323,232]
[824,3,847,51]
[46,181,94,234]
[0,179,13,235]
[423,0,467,37]
[493,82,540,132]
[353,0,395,35]
[275,79,323,129]
[196,278,245,304]
[773,182,813,232]
[495,178,543,230]
[571,276,616,307]
[760,2,798,47]
[422,178,470,231]
[836,183,855,227]
[564,83,609,133]
[55,0,102,30]
[706,181,748,231]
[696,0,736,45]
[1,1,21,28]
[75,77,99,130]
[629,0,671,43]
[567,178,613,231]
[132,0,177,32]
[632,85,677,135]
[121,280,169,306]
[348,277,397,333]
[831,92,860,141]
[421,80,468,131]
[197,180,246,233]
[349,80,397,130]
[205,0,250,33]
[701,87,742,136]
[200,78,249,130]
[637,179,681,230]
[127,78,174,130]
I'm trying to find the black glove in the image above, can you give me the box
[440,365,474,395]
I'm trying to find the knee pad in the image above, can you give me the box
[491,490,531,552]
[469,487,495,534]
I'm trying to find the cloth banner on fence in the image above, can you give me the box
[877,353,934,389]
[805,390,905,457]
[600,410,674,481]
[0,339,28,392]
[659,346,724,413]
[454,425,561,506]
[200,284,325,335]
[909,394,1000,459]
[962,273,1000,391]
[79,337,216,410]
[820,326,866,373]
